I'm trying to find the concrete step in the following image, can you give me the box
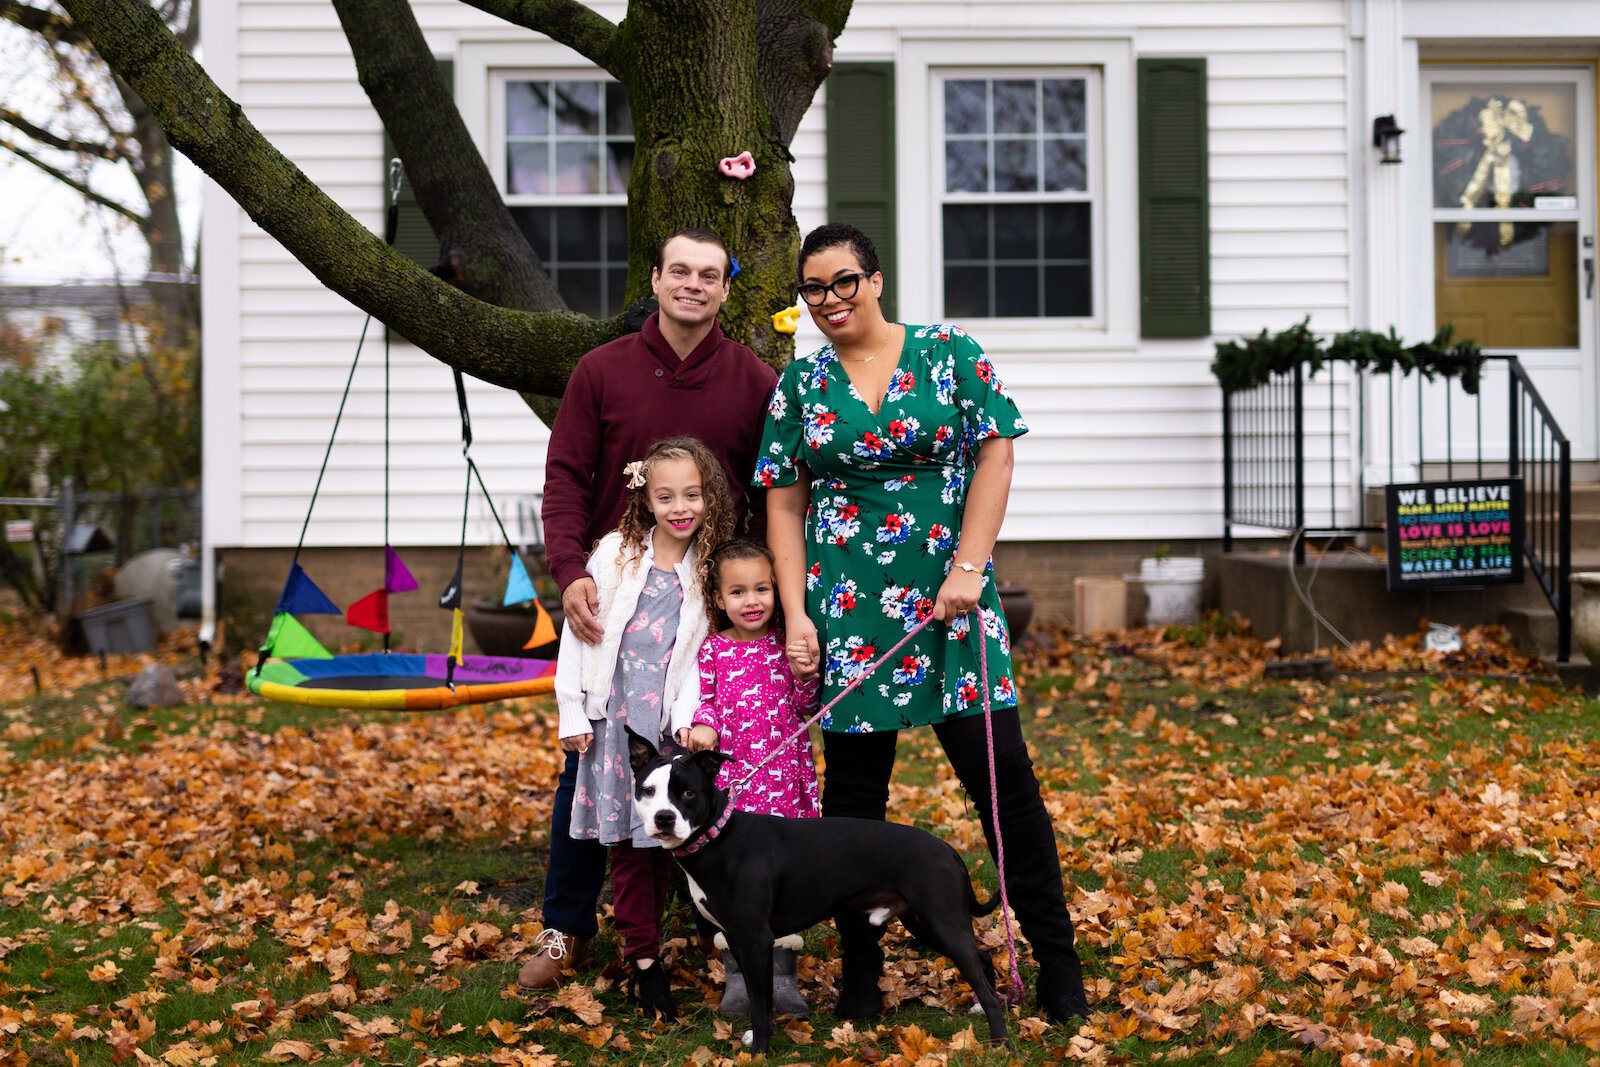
[1500,605,1561,658]
[1497,608,1596,690]
[1544,651,1600,694]
[1219,547,1564,650]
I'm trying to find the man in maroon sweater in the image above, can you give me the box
[519,228,778,989]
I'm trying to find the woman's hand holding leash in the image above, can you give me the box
[561,731,592,754]
[932,565,985,621]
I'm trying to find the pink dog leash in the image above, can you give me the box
[726,610,938,795]
[974,619,1025,1003]
[725,606,1025,1004]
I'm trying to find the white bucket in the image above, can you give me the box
[1139,557,1204,625]
[1139,557,1204,581]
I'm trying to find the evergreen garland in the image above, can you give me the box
[1211,318,1486,394]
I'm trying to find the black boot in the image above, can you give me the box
[1036,957,1090,1023]
[716,936,750,1017]
[772,943,809,1018]
[950,736,1089,1024]
[833,917,885,1020]
[627,960,677,1022]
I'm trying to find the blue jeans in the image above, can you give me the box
[542,749,609,940]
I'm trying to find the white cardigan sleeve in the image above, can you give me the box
[553,615,591,739]
[668,655,703,736]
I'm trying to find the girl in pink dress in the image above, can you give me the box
[689,539,820,1015]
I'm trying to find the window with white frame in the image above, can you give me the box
[938,73,1096,319]
[500,77,633,318]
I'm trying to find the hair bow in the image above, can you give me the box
[623,460,647,489]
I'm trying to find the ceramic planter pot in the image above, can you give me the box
[1571,573,1600,664]
[465,601,565,659]
[996,583,1034,640]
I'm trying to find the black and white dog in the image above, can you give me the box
[626,728,1011,1053]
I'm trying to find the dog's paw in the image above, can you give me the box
[741,1029,754,1047]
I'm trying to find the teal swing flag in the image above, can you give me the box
[503,553,536,606]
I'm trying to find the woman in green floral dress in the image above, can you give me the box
[758,223,1089,1025]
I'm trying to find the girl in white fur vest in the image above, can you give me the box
[554,436,732,1021]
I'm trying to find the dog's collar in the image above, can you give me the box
[671,802,733,857]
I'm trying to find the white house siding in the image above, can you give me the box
[204,0,1354,555]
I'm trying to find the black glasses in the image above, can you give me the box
[797,271,873,306]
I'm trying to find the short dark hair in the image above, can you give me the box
[798,223,881,282]
[656,227,732,276]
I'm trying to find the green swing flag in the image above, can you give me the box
[265,612,334,660]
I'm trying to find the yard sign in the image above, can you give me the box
[1384,478,1524,590]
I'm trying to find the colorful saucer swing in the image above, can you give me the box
[248,164,558,711]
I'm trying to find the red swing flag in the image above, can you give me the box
[346,589,390,634]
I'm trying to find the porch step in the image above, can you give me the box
[1543,651,1600,694]
[1500,605,1562,658]
[1217,549,1589,679]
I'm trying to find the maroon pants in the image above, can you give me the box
[609,842,672,961]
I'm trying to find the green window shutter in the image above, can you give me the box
[1138,57,1209,338]
[382,59,453,268]
[826,62,897,321]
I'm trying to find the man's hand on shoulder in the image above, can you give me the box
[563,577,604,645]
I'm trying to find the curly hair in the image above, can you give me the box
[700,538,780,631]
[798,222,882,282]
[615,436,733,570]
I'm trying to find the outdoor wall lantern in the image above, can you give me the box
[1373,114,1404,164]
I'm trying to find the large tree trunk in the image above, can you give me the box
[612,0,800,366]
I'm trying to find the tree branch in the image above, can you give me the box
[755,0,849,146]
[3,143,145,224]
[58,0,620,395]
[798,0,850,39]
[455,0,618,74]
[0,108,127,161]
[0,0,87,43]
[333,0,563,313]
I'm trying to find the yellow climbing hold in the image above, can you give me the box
[771,305,801,334]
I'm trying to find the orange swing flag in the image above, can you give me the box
[524,599,558,649]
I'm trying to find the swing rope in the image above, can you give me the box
[287,316,373,572]
[258,162,403,669]
[446,367,526,569]
[382,161,397,653]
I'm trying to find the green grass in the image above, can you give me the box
[4,643,1600,1065]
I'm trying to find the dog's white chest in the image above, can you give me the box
[684,871,723,928]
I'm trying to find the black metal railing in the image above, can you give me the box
[1506,359,1572,662]
[1222,355,1571,660]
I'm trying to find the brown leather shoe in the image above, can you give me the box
[517,929,587,990]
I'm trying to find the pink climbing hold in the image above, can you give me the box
[718,151,756,180]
